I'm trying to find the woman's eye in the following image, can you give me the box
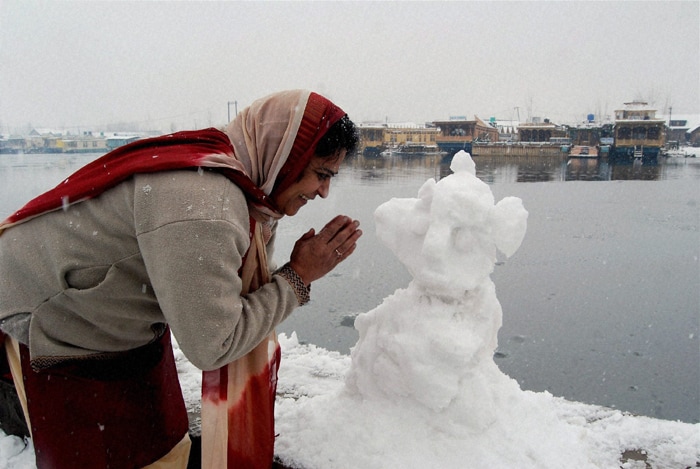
[316,172,330,181]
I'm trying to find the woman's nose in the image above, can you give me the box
[317,178,331,198]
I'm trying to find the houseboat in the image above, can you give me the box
[569,145,599,158]
[611,101,665,160]
[517,120,566,144]
[568,120,613,152]
[469,120,569,157]
[358,124,385,157]
[432,116,498,156]
[566,119,613,158]
[0,135,25,154]
[358,123,441,157]
[393,142,442,155]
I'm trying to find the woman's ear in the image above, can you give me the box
[490,197,528,258]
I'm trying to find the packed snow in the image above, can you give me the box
[0,152,697,468]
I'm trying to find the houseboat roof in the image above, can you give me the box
[517,121,559,129]
[29,128,64,136]
[614,100,665,122]
[358,121,431,129]
[658,113,700,131]
[622,100,652,108]
[432,116,496,128]
[617,100,660,113]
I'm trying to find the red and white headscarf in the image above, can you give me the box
[0,89,346,233]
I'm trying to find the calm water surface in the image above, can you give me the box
[1,151,698,424]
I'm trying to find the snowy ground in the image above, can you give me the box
[4,335,697,469]
[272,334,699,469]
[180,318,700,469]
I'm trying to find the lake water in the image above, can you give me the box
[1,151,698,424]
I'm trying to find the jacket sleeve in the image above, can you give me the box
[134,170,300,370]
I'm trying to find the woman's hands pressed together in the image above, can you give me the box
[289,215,362,286]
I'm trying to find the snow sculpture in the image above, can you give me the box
[276,152,598,468]
[345,150,528,429]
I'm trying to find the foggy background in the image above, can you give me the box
[1,1,698,133]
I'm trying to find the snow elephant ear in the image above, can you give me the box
[490,196,528,258]
[416,176,436,205]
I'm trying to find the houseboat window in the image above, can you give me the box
[647,127,660,139]
[550,137,571,145]
[632,127,647,139]
[618,127,631,139]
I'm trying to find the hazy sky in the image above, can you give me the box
[1,1,698,133]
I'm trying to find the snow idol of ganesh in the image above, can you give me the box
[345,151,528,431]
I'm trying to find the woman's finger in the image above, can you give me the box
[317,215,351,242]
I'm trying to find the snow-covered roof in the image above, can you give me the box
[617,100,656,112]
[657,113,700,131]
[29,128,64,136]
[359,121,433,130]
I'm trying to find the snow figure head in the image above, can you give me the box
[374,151,528,297]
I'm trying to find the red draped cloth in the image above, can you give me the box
[19,329,188,468]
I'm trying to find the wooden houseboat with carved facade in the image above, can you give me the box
[432,117,498,156]
[358,123,441,157]
[611,101,665,160]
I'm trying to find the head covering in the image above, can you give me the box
[222,89,345,201]
[0,90,347,233]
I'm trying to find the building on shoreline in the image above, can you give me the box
[0,129,149,154]
[432,116,499,156]
[5,105,698,156]
[611,101,666,160]
[358,122,441,157]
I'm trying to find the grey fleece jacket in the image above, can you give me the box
[0,169,300,371]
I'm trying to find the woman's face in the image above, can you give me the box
[271,149,347,216]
